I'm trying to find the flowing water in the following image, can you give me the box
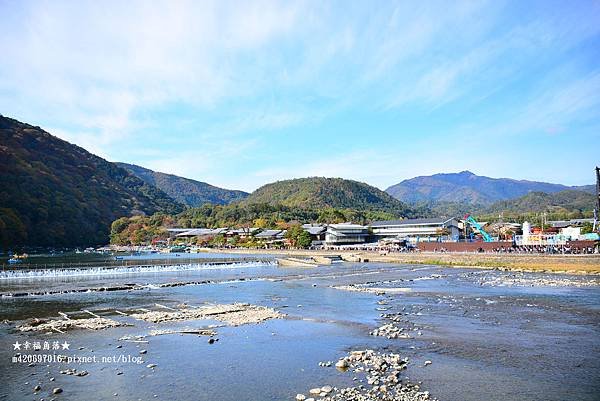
[0,257,598,401]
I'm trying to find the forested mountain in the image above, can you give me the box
[0,115,183,249]
[243,177,417,216]
[480,190,595,215]
[386,170,590,205]
[116,162,248,207]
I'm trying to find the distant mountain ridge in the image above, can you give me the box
[0,115,183,248]
[243,177,416,217]
[116,163,248,207]
[480,189,596,215]
[386,170,593,205]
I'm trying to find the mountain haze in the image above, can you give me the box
[0,115,183,248]
[116,163,248,207]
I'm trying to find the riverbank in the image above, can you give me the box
[206,248,600,275]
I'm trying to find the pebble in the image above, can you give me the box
[52,388,63,394]
[424,361,432,366]
[335,359,349,369]
[147,364,156,369]
[139,350,147,354]
[59,369,88,377]
[34,385,41,392]
[295,394,306,401]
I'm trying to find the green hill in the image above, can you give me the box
[242,177,416,217]
[0,115,183,249]
[480,190,595,215]
[116,162,248,207]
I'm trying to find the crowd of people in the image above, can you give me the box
[320,243,598,255]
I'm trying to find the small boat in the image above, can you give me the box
[8,258,21,264]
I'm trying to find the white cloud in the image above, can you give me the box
[1,0,598,190]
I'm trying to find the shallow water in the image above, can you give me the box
[1,260,599,401]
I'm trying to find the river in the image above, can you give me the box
[1,257,598,400]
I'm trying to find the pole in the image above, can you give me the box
[595,166,600,232]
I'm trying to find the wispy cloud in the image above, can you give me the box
[1,0,598,189]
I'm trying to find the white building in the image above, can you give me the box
[325,223,369,245]
[370,218,460,242]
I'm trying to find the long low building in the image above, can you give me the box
[175,228,228,238]
[325,223,370,245]
[371,218,460,242]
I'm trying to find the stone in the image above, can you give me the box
[34,385,41,392]
[424,360,432,366]
[309,388,321,395]
[335,359,349,369]
[146,364,156,369]
[52,388,63,394]
[295,394,306,401]
[139,350,147,354]
[321,385,333,393]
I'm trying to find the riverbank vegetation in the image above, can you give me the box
[108,203,398,246]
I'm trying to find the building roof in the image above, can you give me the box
[255,229,285,239]
[227,227,261,235]
[550,218,594,228]
[167,228,197,233]
[328,223,368,230]
[176,228,227,237]
[370,218,456,227]
[302,224,327,235]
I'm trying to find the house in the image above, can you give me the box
[225,227,262,238]
[302,224,327,245]
[325,223,369,245]
[254,229,286,241]
[370,218,460,242]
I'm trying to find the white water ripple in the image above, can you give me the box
[0,261,276,280]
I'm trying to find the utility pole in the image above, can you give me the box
[595,166,600,232]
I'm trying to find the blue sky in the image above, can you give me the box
[1,0,599,192]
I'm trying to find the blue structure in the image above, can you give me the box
[464,214,493,242]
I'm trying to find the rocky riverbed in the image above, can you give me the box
[1,260,599,401]
[295,350,432,401]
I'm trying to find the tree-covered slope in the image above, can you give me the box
[386,170,582,205]
[116,162,248,207]
[0,115,183,249]
[480,190,596,215]
[242,177,416,216]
